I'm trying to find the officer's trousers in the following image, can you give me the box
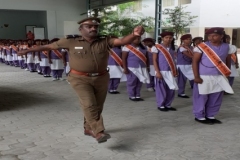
[68,72,109,134]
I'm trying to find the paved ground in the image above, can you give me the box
[0,63,240,160]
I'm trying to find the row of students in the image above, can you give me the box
[107,28,239,125]
[0,39,70,81]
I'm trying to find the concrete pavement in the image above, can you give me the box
[0,63,240,160]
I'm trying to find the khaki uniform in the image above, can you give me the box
[53,36,115,134]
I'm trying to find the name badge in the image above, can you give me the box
[75,47,83,49]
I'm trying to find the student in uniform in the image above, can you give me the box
[177,34,194,98]
[108,36,123,94]
[62,47,71,84]
[192,27,234,124]
[122,36,150,101]
[17,40,25,69]
[225,35,239,87]
[33,39,42,74]
[26,39,36,72]
[48,38,64,81]
[0,41,3,63]
[11,41,19,67]
[192,37,203,47]
[39,39,51,77]
[4,41,13,66]
[142,38,155,92]
[152,32,178,111]
[3,41,8,65]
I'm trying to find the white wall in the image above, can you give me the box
[0,0,87,39]
[161,0,240,28]
[141,0,156,17]
[198,0,240,27]
[0,10,47,39]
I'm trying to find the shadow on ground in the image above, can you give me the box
[0,86,59,111]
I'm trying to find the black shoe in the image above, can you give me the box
[158,107,168,112]
[206,118,222,124]
[195,118,213,125]
[166,107,177,111]
[108,91,115,94]
[178,94,190,98]
[136,98,144,101]
[113,91,120,94]
[129,98,138,101]
[38,72,43,75]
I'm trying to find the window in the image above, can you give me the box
[179,0,191,5]
[163,0,174,7]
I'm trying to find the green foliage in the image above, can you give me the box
[162,6,197,39]
[89,2,155,37]
[118,2,135,12]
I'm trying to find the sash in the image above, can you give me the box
[231,54,237,63]
[42,51,48,56]
[109,49,123,67]
[155,44,177,76]
[52,50,62,59]
[125,45,147,65]
[11,45,18,52]
[181,46,193,56]
[198,42,231,77]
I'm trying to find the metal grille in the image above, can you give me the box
[155,0,162,40]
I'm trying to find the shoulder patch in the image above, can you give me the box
[65,35,81,39]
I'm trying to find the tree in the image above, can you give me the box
[89,2,155,37]
[161,6,197,40]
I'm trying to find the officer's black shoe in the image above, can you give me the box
[113,91,120,94]
[129,98,138,101]
[136,98,144,101]
[166,107,177,111]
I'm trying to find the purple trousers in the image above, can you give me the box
[27,63,36,71]
[177,68,194,94]
[52,69,64,78]
[35,63,41,72]
[0,58,3,63]
[6,61,14,66]
[108,78,120,91]
[146,75,155,88]
[0,58,4,63]
[228,77,234,87]
[19,60,26,69]
[126,71,142,97]
[155,78,175,107]
[13,60,19,67]
[193,83,224,119]
[41,66,51,75]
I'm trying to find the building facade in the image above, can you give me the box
[141,0,240,47]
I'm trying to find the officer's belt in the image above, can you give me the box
[70,69,109,77]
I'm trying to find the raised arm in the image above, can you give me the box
[17,38,70,56]
[112,26,145,47]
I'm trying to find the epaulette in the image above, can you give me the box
[65,35,81,39]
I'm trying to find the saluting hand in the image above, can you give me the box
[133,26,145,37]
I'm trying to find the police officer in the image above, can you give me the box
[18,17,145,143]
